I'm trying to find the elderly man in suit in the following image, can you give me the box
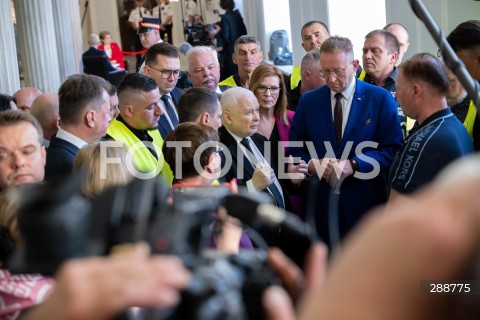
[288,36,404,248]
[143,42,183,139]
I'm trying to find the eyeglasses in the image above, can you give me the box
[147,66,182,79]
[319,65,352,78]
[256,85,281,94]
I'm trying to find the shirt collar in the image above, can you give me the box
[56,128,88,149]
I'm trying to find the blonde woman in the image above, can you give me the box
[73,142,132,199]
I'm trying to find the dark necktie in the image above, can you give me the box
[139,7,143,18]
[334,92,343,145]
[240,138,285,209]
[161,95,178,129]
[158,6,162,23]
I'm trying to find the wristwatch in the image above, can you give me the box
[350,158,360,173]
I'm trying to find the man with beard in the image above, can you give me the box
[106,73,173,185]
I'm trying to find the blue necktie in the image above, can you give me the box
[161,95,178,129]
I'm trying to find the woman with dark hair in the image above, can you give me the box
[0,94,17,112]
[217,0,247,79]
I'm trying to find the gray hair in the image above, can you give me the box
[185,46,219,71]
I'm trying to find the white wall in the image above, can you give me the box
[329,0,386,64]
[385,0,480,61]
[261,0,292,59]
[288,0,329,66]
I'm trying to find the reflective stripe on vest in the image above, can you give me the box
[107,119,173,186]
[290,66,301,90]
[358,69,366,80]
[219,76,237,87]
[464,100,477,141]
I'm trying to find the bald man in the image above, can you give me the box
[384,23,410,67]
[30,93,60,147]
[13,87,42,113]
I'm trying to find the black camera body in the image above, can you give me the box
[185,22,216,47]
[10,172,279,320]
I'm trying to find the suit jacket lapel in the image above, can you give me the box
[342,79,364,146]
[158,116,171,139]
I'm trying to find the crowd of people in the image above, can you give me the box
[1,3,480,318]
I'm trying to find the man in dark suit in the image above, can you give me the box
[45,74,112,182]
[218,87,305,210]
[288,36,404,248]
[143,42,183,139]
[82,34,118,72]
[217,0,247,79]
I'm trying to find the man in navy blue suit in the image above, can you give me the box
[45,74,112,182]
[143,42,183,139]
[82,33,118,72]
[288,36,404,248]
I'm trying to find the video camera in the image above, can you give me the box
[185,21,217,47]
[7,172,316,319]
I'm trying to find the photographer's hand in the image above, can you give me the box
[263,243,328,320]
[19,243,191,320]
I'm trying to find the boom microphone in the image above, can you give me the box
[220,193,319,245]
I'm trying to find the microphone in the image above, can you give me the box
[220,193,319,245]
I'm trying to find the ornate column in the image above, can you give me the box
[52,0,82,80]
[13,0,61,92]
[0,0,20,94]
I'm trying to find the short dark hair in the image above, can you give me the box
[118,73,158,96]
[163,122,219,179]
[58,74,106,125]
[399,53,449,96]
[219,0,235,10]
[145,42,180,67]
[365,29,400,55]
[0,110,43,145]
[234,35,261,52]
[447,20,480,52]
[90,75,117,96]
[178,87,220,123]
[301,21,330,36]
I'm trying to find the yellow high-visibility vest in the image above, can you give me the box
[219,75,237,87]
[107,119,173,186]
[463,100,477,141]
[290,66,301,90]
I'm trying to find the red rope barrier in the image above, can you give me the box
[123,50,147,55]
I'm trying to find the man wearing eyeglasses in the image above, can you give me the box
[144,43,184,139]
[288,36,403,249]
